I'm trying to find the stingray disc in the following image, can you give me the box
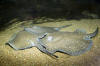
[39,32,93,56]
[7,31,39,50]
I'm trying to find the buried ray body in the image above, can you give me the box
[39,27,98,56]
[24,24,72,34]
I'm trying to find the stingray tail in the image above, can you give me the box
[87,27,98,38]
[54,24,72,30]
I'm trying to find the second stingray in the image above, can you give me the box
[38,27,98,56]
[24,24,72,34]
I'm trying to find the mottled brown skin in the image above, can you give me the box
[39,28,98,57]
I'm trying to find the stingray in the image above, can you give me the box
[38,27,98,57]
[6,30,58,57]
[6,30,50,50]
[24,24,72,34]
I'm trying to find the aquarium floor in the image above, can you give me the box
[0,19,100,66]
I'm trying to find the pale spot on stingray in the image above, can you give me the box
[47,36,53,42]
[27,40,35,46]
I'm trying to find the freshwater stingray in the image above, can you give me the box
[6,30,57,57]
[24,24,72,34]
[38,27,98,57]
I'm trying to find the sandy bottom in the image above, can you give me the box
[0,19,100,66]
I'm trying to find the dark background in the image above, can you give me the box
[0,0,100,30]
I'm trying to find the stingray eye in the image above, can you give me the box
[87,35,91,38]
[84,35,91,40]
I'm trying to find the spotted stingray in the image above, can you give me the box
[38,27,98,57]
[24,24,72,34]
